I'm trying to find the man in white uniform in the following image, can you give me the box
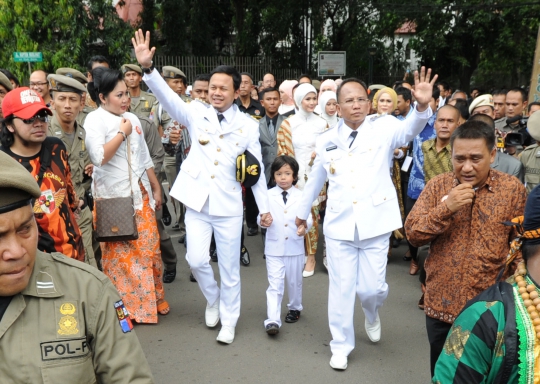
[132,30,272,344]
[295,68,437,370]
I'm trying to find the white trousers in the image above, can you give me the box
[185,201,243,327]
[325,231,390,357]
[264,255,304,327]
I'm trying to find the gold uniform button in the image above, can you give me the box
[236,142,239,146]
[219,135,224,139]
[217,148,221,152]
[214,161,218,165]
[284,224,288,227]
[353,201,357,204]
[349,153,352,157]
[211,175,215,179]
[352,186,355,189]
[284,210,287,214]
[384,197,386,200]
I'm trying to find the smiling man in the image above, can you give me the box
[132,29,272,344]
[0,88,85,262]
[0,151,154,383]
[405,120,527,377]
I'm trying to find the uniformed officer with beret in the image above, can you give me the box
[0,71,13,118]
[56,67,95,127]
[122,64,158,119]
[47,74,97,268]
[0,150,154,383]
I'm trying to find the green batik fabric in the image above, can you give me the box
[432,299,520,383]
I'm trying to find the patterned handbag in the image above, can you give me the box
[95,136,139,242]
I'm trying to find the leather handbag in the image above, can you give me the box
[95,136,139,242]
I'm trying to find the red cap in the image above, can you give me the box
[1,87,52,119]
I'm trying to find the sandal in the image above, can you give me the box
[157,300,170,315]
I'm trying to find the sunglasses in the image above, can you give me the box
[14,111,49,124]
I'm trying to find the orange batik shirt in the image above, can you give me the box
[1,137,84,261]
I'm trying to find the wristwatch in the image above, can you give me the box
[117,131,127,141]
[142,61,154,74]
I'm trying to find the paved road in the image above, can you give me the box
[135,214,433,384]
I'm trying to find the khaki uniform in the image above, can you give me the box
[131,91,158,120]
[0,251,154,383]
[159,96,191,231]
[47,116,96,268]
[76,105,95,127]
[520,143,540,193]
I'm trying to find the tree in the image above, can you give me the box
[0,0,133,83]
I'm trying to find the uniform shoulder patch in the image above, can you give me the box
[114,300,134,333]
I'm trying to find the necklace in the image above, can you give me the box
[514,261,540,340]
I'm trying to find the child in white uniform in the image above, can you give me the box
[259,155,313,335]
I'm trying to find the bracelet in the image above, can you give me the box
[117,131,127,141]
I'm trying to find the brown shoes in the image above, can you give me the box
[409,259,419,275]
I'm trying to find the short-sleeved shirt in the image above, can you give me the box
[235,97,265,120]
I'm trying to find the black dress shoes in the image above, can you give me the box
[285,310,301,323]
[240,246,250,266]
[189,272,197,282]
[265,323,279,335]
[163,268,176,283]
[210,249,218,262]
[247,227,258,236]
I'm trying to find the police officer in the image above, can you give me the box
[122,64,158,119]
[158,66,191,239]
[47,74,97,268]
[0,151,154,383]
[56,67,95,126]
[520,111,540,193]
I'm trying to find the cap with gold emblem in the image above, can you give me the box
[0,151,41,214]
[162,66,186,79]
[0,72,13,92]
[469,94,494,114]
[55,68,88,84]
[121,64,142,75]
[528,110,540,142]
[236,150,261,188]
[47,74,87,96]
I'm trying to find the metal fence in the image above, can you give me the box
[153,56,302,84]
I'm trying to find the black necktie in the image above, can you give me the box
[349,131,358,148]
[282,191,287,204]
[217,113,224,124]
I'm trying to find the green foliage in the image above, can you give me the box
[0,0,133,84]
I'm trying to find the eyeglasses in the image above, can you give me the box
[341,97,369,106]
[14,111,49,124]
[29,81,48,88]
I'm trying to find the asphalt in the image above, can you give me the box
[135,211,433,384]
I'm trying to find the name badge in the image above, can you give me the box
[326,145,337,151]
[41,337,89,361]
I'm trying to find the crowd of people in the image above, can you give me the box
[0,28,540,382]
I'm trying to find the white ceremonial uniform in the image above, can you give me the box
[143,70,270,327]
[297,107,432,357]
[258,186,313,327]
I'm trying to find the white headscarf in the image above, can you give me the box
[318,91,338,128]
[294,83,318,118]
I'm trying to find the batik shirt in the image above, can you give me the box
[0,138,84,261]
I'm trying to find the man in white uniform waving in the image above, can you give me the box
[296,68,437,370]
[132,30,272,344]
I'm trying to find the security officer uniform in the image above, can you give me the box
[158,66,191,234]
[47,74,97,268]
[0,151,154,383]
[234,97,265,120]
[55,67,95,127]
[122,64,158,119]
[520,111,540,193]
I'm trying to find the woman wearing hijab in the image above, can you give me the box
[278,80,298,116]
[318,91,339,129]
[315,79,337,115]
[373,87,407,256]
[277,83,328,277]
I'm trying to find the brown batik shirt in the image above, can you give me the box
[405,169,526,324]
